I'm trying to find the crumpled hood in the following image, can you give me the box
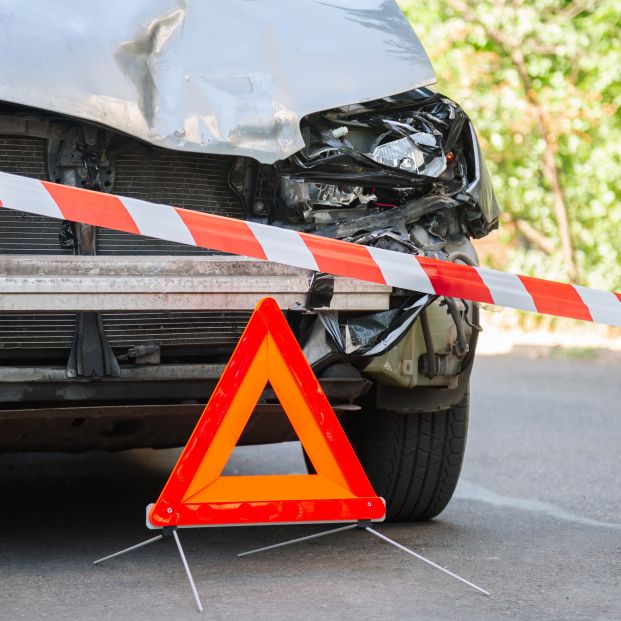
[0,0,435,163]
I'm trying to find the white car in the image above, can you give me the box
[0,0,499,521]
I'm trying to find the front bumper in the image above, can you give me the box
[0,255,387,450]
[0,255,390,312]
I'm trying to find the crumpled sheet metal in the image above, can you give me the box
[0,0,435,164]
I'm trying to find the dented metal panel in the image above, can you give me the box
[0,0,435,164]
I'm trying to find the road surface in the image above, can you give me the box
[1,350,619,620]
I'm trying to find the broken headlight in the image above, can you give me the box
[370,131,446,178]
[275,87,499,238]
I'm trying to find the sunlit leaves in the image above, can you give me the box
[399,0,621,289]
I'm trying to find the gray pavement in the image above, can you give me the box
[1,351,620,620]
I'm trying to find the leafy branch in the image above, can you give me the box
[446,0,579,280]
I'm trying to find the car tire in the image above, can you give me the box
[357,387,469,522]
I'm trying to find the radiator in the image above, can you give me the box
[100,311,251,349]
[0,136,72,255]
[0,134,251,361]
[97,150,244,255]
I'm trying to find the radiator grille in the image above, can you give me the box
[0,136,71,255]
[0,137,245,255]
[0,313,76,350]
[0,134,249,360]
[0,311,253,355]
[101,312,251,349]
[97,151,243,255]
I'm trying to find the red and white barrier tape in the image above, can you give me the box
[0,170,619,327]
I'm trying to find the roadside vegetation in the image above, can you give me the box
[401,0,621,292]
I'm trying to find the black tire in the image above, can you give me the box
[357,388,469,522]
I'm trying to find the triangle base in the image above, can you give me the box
[148,496,385,528]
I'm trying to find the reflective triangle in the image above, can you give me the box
[148,297,385,527]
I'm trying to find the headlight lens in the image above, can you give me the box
[371,132,446,177]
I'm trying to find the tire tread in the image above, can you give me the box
[360,389,469,521]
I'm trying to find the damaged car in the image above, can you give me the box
[0,0,499,521]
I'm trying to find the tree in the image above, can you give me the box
[400,0,621,289]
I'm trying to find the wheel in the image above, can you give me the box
[357,387,469,521]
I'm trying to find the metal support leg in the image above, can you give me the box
[365,527,490,596]
[239,523,489,597]
[93,529,204,612]
[93,534,163,565]
[172,530,204,613]
[238,523,359,557]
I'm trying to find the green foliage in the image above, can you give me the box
[399,0,621,289]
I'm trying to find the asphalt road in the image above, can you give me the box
[1,350,620,620]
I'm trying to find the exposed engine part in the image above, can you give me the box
[447,251,477,266]
[117,343,161,365]
[316,194,458,241]
[47,125,115,192]
[419,353,462,378]
[362,296,468,390]
[461,300,483,333]
[58,220,77,250]
[346,229,420,254]
[419,308,437,379]
[429,250,482,365]
[442,297,470,358]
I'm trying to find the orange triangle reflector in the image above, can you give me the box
[149,298,385,527]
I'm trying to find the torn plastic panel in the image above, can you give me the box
[314,194,459,243]
[346,229,421,255]
[318,294,432,358]
[306,272,335,310]
[458,123,500,237]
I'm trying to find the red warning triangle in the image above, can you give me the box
[148,297,385,527]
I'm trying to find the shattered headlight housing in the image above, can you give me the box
[276,87,499,239]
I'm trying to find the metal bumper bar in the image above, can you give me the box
[0,255,390,312]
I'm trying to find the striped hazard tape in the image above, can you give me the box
[0,170,619,327]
